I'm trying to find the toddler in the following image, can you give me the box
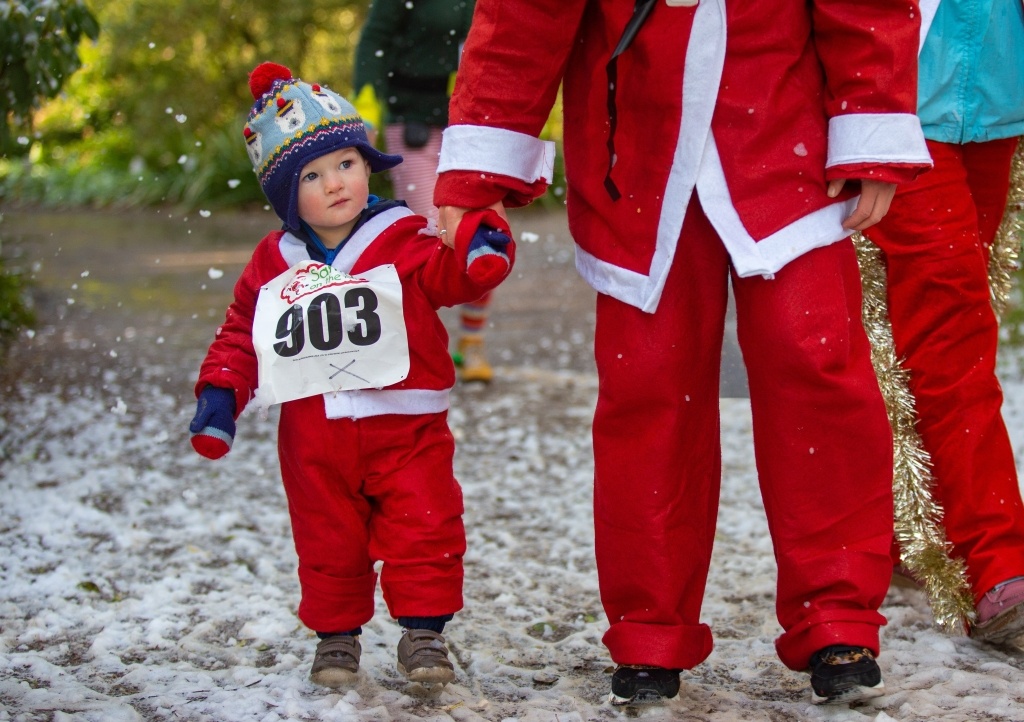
[188,62,514,688]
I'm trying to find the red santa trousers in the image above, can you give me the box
[277,396,466,633]
[593,197,894,672]
[864,137,1024,601]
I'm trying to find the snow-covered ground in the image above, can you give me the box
[1,209,1023,721]
[3,358,1024,722]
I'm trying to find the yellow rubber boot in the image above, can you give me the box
[457,335,493,383]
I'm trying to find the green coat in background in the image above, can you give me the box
[353,0,475,130]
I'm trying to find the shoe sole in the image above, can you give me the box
[811,680,885,705]
[608,689,679,706]
[397,662,455,686]
[310,667,359,688]
[971,605,1024,644]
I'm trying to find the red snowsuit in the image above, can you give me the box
[195,203,508,633]
[865,137,1024,602]
[435,0,931,671]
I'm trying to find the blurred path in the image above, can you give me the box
[0,205,749,396]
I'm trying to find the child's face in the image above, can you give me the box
[296,147,372,249]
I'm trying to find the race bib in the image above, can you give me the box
[253,262,410,405]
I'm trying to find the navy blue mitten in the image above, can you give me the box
[455,209,515,286]
[189,386,236,459]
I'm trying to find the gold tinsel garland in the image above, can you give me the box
[988,143,1024,321]
[852,139,1024,633]
[853,235,974,634]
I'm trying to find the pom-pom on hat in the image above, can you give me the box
[243,62,402,230]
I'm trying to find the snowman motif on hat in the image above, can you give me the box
[274,95,307,134]
[243,127,263,166]
[311,85,343,115]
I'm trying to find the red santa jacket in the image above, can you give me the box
[435,0,932,312]
[196,204,501,419]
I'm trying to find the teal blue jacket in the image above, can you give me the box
[918,0,1024,143]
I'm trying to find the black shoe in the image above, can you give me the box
[608,665,681,705]
[809,645,885,705]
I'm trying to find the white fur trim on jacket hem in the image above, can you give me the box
[322,388,451,419]
[826,113,932,168]
[438,125,556,184]
[698,134,858,279]
[574,132,860,312]
[575,246,654,312]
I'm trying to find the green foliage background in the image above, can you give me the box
[0,0,567,342]
[0,0,100,155]
[1,0,382,210]
[0,0,102,343]
[0,0,567,211]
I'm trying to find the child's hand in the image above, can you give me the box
[455,209,514,286]
[828,178,897,231]
[189,386,236,459]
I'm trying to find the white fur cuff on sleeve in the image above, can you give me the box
[438,125,556,184]
[826,113,932,168]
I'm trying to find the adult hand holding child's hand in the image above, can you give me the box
[453,208,514,286]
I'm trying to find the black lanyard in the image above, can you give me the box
[604,0,658,201]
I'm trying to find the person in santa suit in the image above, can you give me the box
[188,62,514,690]
[433,0,932,706]
[861,0,1024,643]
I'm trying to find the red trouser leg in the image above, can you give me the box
[863,137,1024,601]
[594,200,728,670]
[594,200,892,671]
[277,397,465,632]
[734,238,893,670]
[364,413,466,618]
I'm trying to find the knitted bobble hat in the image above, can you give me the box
[243,62,402,230]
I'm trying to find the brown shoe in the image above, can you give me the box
[310,635,360,688]
[396,629,456,685]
